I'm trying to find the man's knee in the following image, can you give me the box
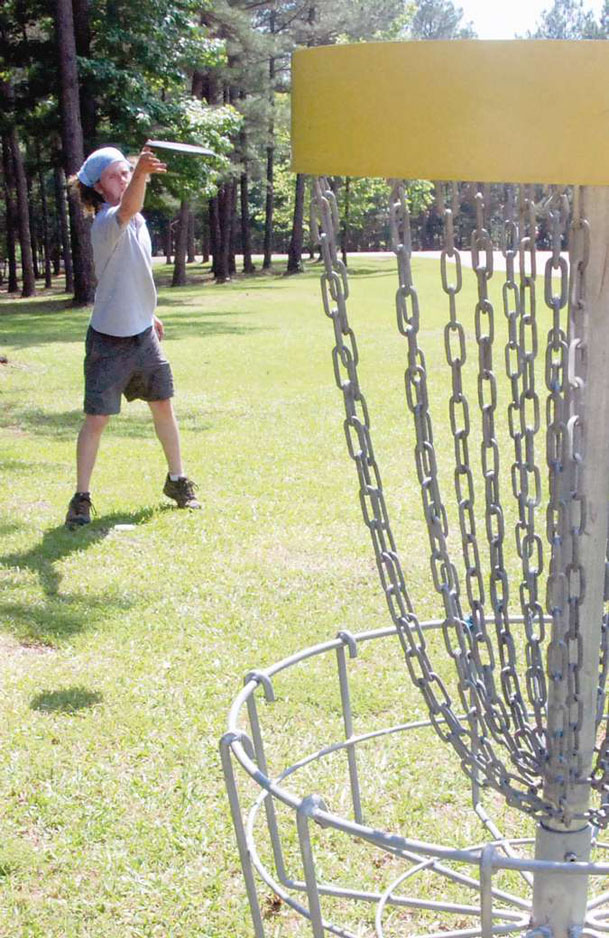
[148,398,174,417]
[83,413,110,435]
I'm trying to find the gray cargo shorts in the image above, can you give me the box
[84,325,174,415]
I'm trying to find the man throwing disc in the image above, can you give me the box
[65,146,201,528]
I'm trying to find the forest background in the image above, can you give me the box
[2,0,609,306]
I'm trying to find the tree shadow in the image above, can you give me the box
[0,405,213,440]
[0,295,89,349]
[30,685,104,714]
[0,507,156,643]
[1,296,267,351]
[156,314,267,339]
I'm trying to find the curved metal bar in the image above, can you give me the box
[223,622,609,937]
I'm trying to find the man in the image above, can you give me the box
[65,145,200,528]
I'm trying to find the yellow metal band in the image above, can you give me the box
[291,41,609,184]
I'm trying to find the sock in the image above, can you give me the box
[169,474,182,482]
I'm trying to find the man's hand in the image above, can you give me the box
[154,315,164,340]
[134,147,167,180]
[117,148,167,225]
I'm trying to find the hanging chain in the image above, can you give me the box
[501,186,547,767]
[389,180,550,816]
[310,178,467,754]
[312,176,608,827]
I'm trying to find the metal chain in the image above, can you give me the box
[390,180,549,816]
[310,178,461,754]
[470,189,545,773]
[439,191,530,773]
[311,176,607,827]
[501,186,547,766]
[542,188,590,820]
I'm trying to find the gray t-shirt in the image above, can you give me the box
[89,204,157,337]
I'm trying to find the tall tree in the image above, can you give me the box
[600,0,609,35]
[262,10,276,269]
[1,134,19,293]
[172,199,190,287]
[529,0,600,37]
[0,79,37,299]
[72,0,96,151]
[36,141,53,288]
[55,0,95,305]
[238,92,255,275]
[286,3,315,275]
[54,165,74,293]
[408,0,476,38]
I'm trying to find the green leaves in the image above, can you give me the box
[151,100,242,201]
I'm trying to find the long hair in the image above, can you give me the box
[68,175,105,216]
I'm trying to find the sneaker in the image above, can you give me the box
[163,474,201,509]
[65,492,94,528]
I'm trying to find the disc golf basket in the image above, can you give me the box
[221,41,609,937]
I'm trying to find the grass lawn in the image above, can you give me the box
[0,256,548,936]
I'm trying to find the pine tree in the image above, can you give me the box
[529,0,600,38]
[408,0,476,39]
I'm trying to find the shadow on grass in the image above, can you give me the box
[0,406,213,440]
[30,685,103,714]
[152,264,308,291]
[0,507,156,642]
[0,288,266,350]
[0,295,89,348]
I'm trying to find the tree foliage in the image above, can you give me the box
[529,0,602,38]
[406,0,476,39]
[1,0,473,297]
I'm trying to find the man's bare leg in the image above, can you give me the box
[148,398,183,476]
[76,414,110,492]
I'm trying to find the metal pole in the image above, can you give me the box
[336,632,364,824]
[531,187,609,936]
[219,733,267,938]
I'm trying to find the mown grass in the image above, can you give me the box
[0,256,550,937]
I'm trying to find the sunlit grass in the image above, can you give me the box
[0,256,556,936]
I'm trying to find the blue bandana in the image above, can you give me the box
[77,147,129,187]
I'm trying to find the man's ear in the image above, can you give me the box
[93,181,104,196]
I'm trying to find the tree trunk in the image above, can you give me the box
[0,78,36,297]
[2,133,19,294]
[341,176,350,267]
[54,165,74,293]
[201,214,210,264]
[27,174,41,281]
[240,169,255,274]
[37,145,53,288]
[262,146,274,269]
[51,240,61,277]
[55,0,95,305]
[187,210,196,263]
[215,184,232,283]
[229,180,237,277]
[209,195,221,278]
[171,199,190,287]
[165,217,172,265]
[286,173,306,275]
[72,0,96,152]
[10,129,37,296]
[263,25,276,270]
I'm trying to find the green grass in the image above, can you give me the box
[0,257,552,936]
